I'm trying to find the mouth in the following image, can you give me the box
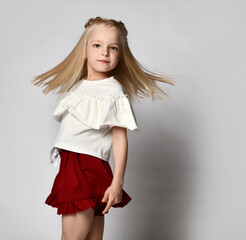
[98,60,109,63]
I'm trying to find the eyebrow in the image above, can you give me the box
[91,40,119,45]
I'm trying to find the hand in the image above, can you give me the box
[101,183,123,214]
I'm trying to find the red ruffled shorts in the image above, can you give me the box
[45,149,132,216]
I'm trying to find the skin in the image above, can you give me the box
[61,24,128,240]
[84,23,121,81]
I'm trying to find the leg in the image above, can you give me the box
[61,207,95,240]
[86,215,105,240]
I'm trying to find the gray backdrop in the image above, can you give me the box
[1,1,245,240]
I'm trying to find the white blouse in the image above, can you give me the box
[50,76,138,167]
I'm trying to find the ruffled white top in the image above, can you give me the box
[50,76,138,167]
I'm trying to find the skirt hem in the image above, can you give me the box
[45,191,132,216]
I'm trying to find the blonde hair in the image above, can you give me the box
[31,16,176,103]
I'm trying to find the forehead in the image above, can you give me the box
[88,24,120,43]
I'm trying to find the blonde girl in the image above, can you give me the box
[31,16,175,240]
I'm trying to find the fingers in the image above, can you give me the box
[102,196,123,214]
[101,194,107,203]
[101,190,110,214]
[102,199,112,214]
[101,187,123,214]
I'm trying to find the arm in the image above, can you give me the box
[111,126,128,187]
[101,126,128,214]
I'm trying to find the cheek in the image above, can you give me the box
[116,55,121,64]
[87,48,98,59]
[111,55,120,67]
[112,52,120,60]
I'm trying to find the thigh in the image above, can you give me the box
[86,215,105,240]
[61,207,95,240]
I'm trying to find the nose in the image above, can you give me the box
[102,47,109,56]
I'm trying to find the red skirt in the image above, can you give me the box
[45,148,132,216]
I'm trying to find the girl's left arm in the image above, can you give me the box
[101,126,128,214]
[111,126,128,187]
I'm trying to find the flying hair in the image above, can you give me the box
[31,16,176,103]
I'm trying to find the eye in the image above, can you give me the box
[111,46,118,51]
[93,44,100,48]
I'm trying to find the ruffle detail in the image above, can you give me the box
[45,191,132,216]
[52,92,138,130]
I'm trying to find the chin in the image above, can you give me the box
[97,68,112,72]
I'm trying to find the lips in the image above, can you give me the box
[98,60,109,63]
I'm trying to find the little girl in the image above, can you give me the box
[31,16,175,240]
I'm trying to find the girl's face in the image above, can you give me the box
[85,24,121,79]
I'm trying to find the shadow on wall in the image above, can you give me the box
[123,122,198,240]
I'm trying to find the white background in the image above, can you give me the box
[0,1,245,239]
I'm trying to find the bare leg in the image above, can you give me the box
[61,207,95,240]
[86,215,105,240]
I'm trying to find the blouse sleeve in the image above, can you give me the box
[52,92,138,130]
